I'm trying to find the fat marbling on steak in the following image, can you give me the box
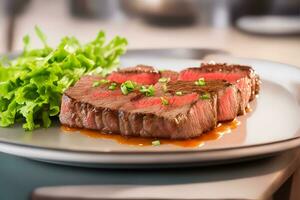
[59,63,260,139]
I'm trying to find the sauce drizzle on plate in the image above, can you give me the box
[61,119,240,148]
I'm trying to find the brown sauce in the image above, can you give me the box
[61,119,240,148]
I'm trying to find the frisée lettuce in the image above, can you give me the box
[0,26,127,131]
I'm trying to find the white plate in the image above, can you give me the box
[0,55,300,168]
[236,16,300,35]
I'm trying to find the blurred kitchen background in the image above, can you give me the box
[0,0,299,65]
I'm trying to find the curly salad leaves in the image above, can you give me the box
[0,26,127,131]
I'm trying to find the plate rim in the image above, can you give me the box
[0,130,300,155]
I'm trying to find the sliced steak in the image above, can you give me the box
[60,63,260,139]
[165,80,240,122]
[126,76,226,138]
[60,75,139,133]
[60,77,221,139]
[200,63,260,100]
[61,65,161,131]
[60,76,233,139]
[178,63,260,114]
[118,83,218,139]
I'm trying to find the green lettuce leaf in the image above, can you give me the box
[0,26,127,130]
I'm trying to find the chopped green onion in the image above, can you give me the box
[93,79,110,87]
[140,85,155,97]
[200,93,211,99]
[158,77,170,83]
[195,78,206,86]
[92,81,100,87]
[99,79,110,84]
[108,82,117,90]
[152,140,161,146]
[160,97,169,105]
[121,80,136,95]
[175,91,183,96]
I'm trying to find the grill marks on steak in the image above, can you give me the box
[60,63,260,139]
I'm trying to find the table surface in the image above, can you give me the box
[0,149,299,200]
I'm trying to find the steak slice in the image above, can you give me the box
[119,95,217,139]
[60,75,140,133]
[118,83,218,139]
[200,63,260,100]
[61,65,161,132]
[165,80,240,122]
[178,63,260,114]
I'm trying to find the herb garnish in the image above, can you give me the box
[158,77,170,83]
[93,79,110,87]
[152,140,161,146]
[99,79,110,84]
[160,97,169,105]
[108,82,117,90]
[93,81,100,87]
[120,80,136,95]
[140,85,155,97]
[200,93,211,99]
[195,78,206,86]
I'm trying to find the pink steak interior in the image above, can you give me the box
[179,71,247,83]
[107,72,160,85]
